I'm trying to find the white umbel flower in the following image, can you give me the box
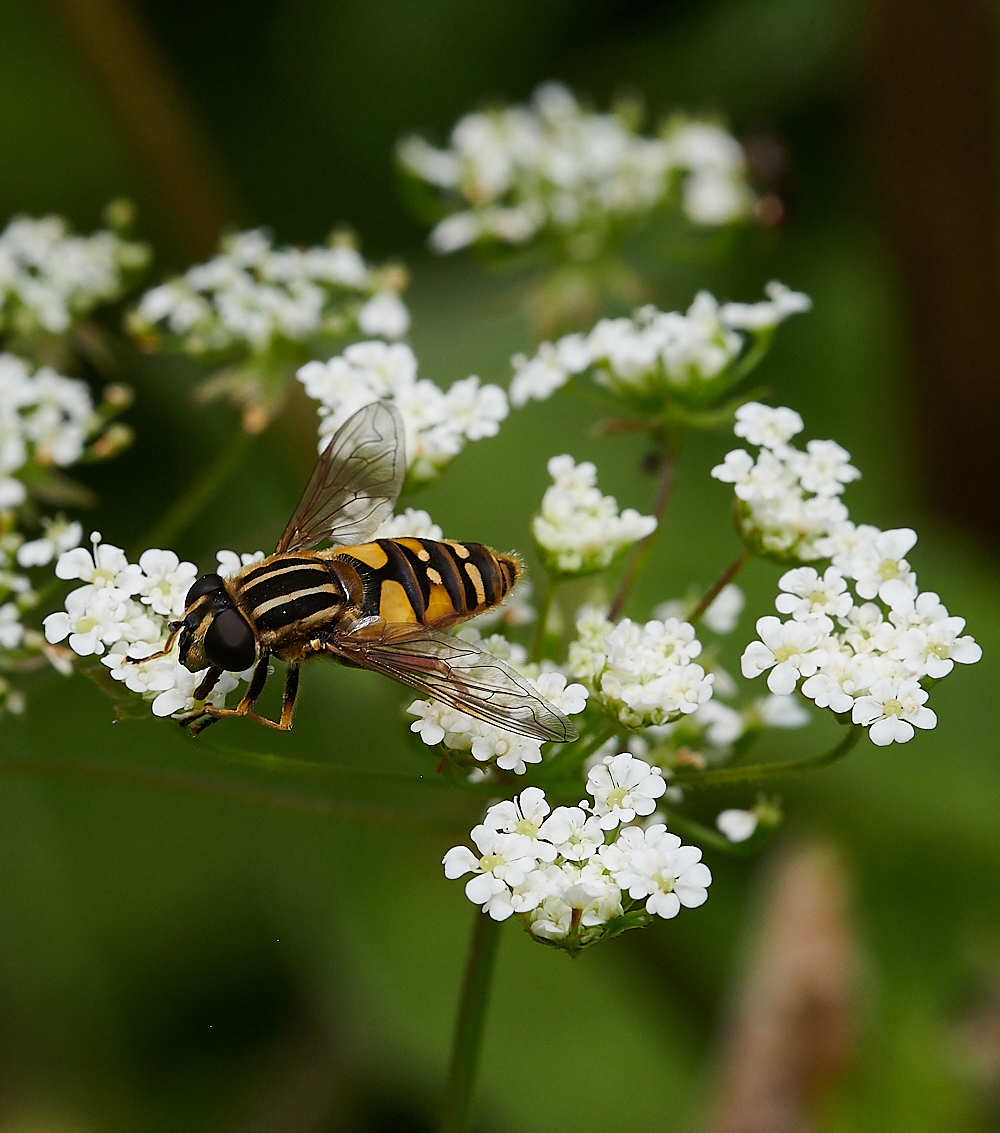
[586,752,666,830]
[712,405,859,562]
[442,826,542,921]
[851,677,937,745]
[533,454,656,576]
[373,508,443,541]
[570,611,714,727]
[298,341,508,484]
[741,615,828,695]
[599,823,711,918]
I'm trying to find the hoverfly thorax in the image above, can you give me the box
[141,400,575,744]
[175,572,258,674]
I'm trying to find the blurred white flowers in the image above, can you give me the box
[0,353,108,507]
[0,212,149,338]
[298,341,508,483]
[532,454,656,575]
[443,779,710,947]
[130,228,408,358]
[399,82,754,259]
[509,284,811,408]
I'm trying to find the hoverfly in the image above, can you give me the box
[130,401,576,743]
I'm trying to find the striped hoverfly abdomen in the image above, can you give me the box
[324,538,520,629]
[142,401,574,744]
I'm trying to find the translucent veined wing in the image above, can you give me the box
[327,619,578,744]
[276,401,405,553]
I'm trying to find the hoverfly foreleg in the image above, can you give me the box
[124,621,183,665]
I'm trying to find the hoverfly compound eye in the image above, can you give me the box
[204,607,257,672]
[185,573,225,608]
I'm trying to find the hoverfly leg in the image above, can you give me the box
[186,712,220,736]
[276,664,299,729]
[237,656,271,713]
[193,666,223,701]
[124,622,182,665]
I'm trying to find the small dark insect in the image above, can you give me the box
[130,402,577,743]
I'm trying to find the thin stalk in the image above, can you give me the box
[531,576,559,663]
[673,725,863,789]
[609,446,674,621]
[441,911,504,1133]
[688,552,749,625]
[141,427,252,551]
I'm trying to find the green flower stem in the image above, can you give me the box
[441,911,504,1133]
[140,426,253,552]
[687,551,749,625]
[672,725,863,789]
[608,445,674,621]
[531,576,560,662]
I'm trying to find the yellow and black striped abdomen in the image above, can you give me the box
[330,539,519,628]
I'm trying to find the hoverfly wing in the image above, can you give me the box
[276,401,405,554]
[329,620,578,744]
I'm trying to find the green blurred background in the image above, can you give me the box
[2,1,1000,1129]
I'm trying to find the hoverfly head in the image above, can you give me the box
[176,573,257,674]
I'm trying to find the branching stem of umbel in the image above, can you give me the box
[440,911,504,1133]
[609,444,674,621]
[688,551,749,625]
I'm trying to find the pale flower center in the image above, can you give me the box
[480,853,504,872]
[929,642,949,659]
[883,698,904,718]
[76,616,98,634]
[773,644,799,663]
[878,558,901,581]
[515,817,540,838]
[92,567,116,586]
[606,786,629,810]
[808,590,827,606]
[651,872,675,894]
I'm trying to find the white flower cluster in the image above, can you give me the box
[569,607,715,728]
[0,353,103,508]
[42,535,255,719]
[130,229,409,357]
[443,766,711,945]
[297,341,508,483]
[740,528,982,745]
[509,283,811,407]
[399,82,753,256]
[0,213,148,337]
[532,454,656,575]
[712,402,861,560]
[409,629,588,775]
